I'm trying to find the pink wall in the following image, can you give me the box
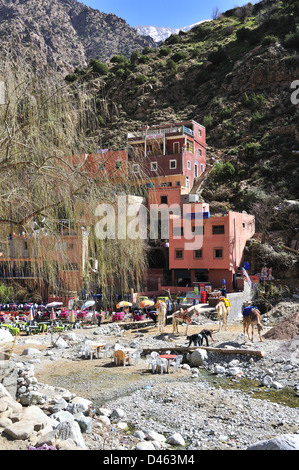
[168,211,255,289]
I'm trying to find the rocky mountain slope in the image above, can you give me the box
[62,0,298,279]
[0,0,155,73]
[77,0,298,210]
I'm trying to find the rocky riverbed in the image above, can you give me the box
[0,307,299,451]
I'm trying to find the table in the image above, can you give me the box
[159,354,178,373]
[133,314,143,321]
[112,312,125,322]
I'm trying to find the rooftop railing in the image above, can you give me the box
[128,125,194,140]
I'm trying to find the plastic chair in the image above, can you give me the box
[169,355,183,373]
[102,343,112,359]
[129,349,142,366]
[83,341,99,360]
[155,357,168,374]
[114,349,130,366]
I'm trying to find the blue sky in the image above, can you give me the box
[81,0,259,28]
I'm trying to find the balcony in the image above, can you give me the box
[127,125,194,141]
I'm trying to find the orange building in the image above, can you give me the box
[168,201,255,292]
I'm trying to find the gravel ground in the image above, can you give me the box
[9,314,297,451]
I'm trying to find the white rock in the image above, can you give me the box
[0,329,13,345]
[189,348,208,366]
[136,441,156,450]
[228,367,243,377]
[116,422,128,430]
[145,430,166,442]
[261,375,273,387]
[96,407,112,417]
[111,408,125,420]
[214,365,226,374]
[21,348,41,356]
[99,415,111,426]
[166,433,185,446]
[247,434,299,450]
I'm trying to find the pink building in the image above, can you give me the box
[127,120,206,191]
[168,201,255,292]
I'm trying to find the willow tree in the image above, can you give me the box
[0,56,148,303]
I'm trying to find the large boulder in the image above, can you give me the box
[0,329,13,346]
[188,348,208,366]
[247,434,299,450]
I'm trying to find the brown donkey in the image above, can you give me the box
[242,307,264,342]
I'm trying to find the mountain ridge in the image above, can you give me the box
[0,0,156,73]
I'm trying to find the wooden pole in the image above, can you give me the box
[141,346,265,357]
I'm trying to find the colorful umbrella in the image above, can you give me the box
[69,310,75,322]
[27,306,35,321]
[139,300,154,308]
[46,301,63,308]
[116,301,132,308]
[50,308,56,321]
[81,300,95,310]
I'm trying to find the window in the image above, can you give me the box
[186,176,190,189]
[173,226,184,237]
[160,195,168,204]
[151,162,158,171]
[194,249,202,259]
[198,129,202,137]
[167,182,172,187]
[186,140,194,153]
[198,148,202,156]
[214,248,223,259]
[192,225,204,235]
[212,225,225,234]
[170,159,177,169]
[194,163,198,178]
[200,164,204,172]
[173,142,180,153]
[115,160,122,169]
[175,249,184,259]
[187,160,191,170]
[176,181,181,186]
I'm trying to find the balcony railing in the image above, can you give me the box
[128,125,194,140]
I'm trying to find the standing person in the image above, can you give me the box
[98,310,104,327]
[221,284,227,297]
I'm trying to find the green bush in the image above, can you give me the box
[65,73,78,83]
[159,47,172,57]
[91,60,108,75]
[130,50,141,63]
[202,114,214,128]
[262,35,279,45]
[284,27,299,49]
[135,74,148,85]
[220,106,233,119]
[166,59,177,72]
[166,34,181,44]
[212,161,236,180]
[171,51,188,62]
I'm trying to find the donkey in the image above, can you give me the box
[172,306,199,335]
[242,307,263,342]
